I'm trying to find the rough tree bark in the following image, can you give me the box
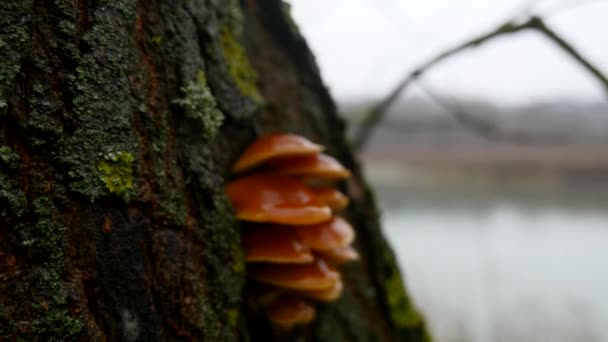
[0,0,429,340]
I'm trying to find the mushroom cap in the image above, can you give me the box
[225,173,332,225]
[312,187,349,210]
[232,133,324,174]
[243,226,313,264]
[267,153,351,180]
[248,258,340,290]
[319,245,360,265]
[264,295,316,329]
[296,278,344,302]
[291,217,355,251]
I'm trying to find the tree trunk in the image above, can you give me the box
[0,0,428,340]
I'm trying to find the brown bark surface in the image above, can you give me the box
[0,0,428,340]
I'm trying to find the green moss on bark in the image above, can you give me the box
[0,145,20,170]
[0,0,33,116]
[384,265,425,330]
[61,0,138,199]
[0,146,26,218]
[174,71,224,142]
[219,27,263,103]
[0,194,84,340]
[280,1,301,36]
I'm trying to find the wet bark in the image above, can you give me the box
[0,0,428,340]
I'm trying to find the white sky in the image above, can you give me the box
[288,0,608,105]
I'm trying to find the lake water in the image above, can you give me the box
[367,164,608,342]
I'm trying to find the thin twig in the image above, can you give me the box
[530,17,608,88]
[414,81,499,140]
[352,15,608,150]
[415,80,560,144]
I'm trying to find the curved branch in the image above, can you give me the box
[352,16,608,150]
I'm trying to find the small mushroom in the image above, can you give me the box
[232,133,324,174]
[295,278,344,302]
[248,258,340,290]
[291,217,355,251]
[243,226,313,264]
[264,295,316,329]
[311,187,349,210]
[267,153,351,180]
[225,173,332,225]
[318,246,360,265]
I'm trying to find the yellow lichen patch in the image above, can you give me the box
[219,27,263,103]
[150,35,162,46]
[231,241,245,273]
[97,151,134,195]
[226,308,239,327]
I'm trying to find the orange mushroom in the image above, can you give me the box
[311,187,349,210]
[226,132,360,329]
[248,258,340,290]
[318,246,360,265]
[263,295,316,328]
[232,133,324,174]
[243,226,313,264]
[291,217,355,251]
[267,153,351,180]
[225,173,332,225]
[295,278,344,302]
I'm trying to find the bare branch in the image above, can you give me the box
[414,81,500,140]
[352,15,608,150]
[415,80,563,144]
[530,17,608,89]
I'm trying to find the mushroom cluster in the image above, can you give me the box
[226,133,359,329]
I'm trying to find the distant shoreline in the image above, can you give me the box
[361,143,608,180]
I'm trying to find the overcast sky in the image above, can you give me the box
[288,0,608,106]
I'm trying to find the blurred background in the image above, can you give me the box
[288,1,608,341]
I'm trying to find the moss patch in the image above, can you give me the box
[0,194,84,339]
[280,1,301,36]
[174,71,224,142]
[385,267,423,329]
[219,27,262,103]
[60,0,138,199]
[97,151,135,195]
[0,0,34,116]
[382,261,431,340]
[0,146,25,218]
[0,145,20,169]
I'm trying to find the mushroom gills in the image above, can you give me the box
[267,153,351,180]
[225,173,332,225]
[248,258,340,290]
[263,294,316,329]
[311,187,349,210]
[319,245,360,265]
[243,225,313,263]
[295,278,344,302]
[291,217,355,251]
